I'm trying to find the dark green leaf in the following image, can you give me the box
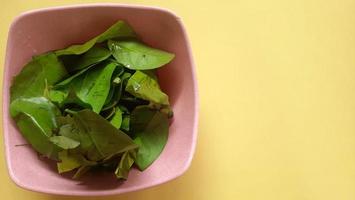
[102,71,131,111]
[119,105,130,114]
[62,89,93,109]
[57,115,102,161]
[14,113,61,159]
[60,46,111,72]
[73,109,138,158]
[53,64,96,89]
[10,97,61,137]
[55,21,136,56]
[130,106,169,170]
[125,70,169,105]
[108,40,174,70]
[10,53,68,102]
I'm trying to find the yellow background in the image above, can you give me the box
[1,0,355,199]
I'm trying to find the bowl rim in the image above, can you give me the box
[2,3,199,196]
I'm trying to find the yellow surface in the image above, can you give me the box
[1,0,355,199]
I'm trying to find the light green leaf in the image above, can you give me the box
[121,115,130,132]
[10,53,68,102]
[50,62,117,112]
[48,89,67,104]
[57,150,82,173]
[115,150,136,179]
[108,40,174,70]
[72,62,117,113]
[126,70,169,105]
[55,21,136,56]
[130,106,169,170]
[110,107,122,128]
[50,136,80,149]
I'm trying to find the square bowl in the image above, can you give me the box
[2,4,198,196]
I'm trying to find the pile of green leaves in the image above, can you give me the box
[9,21,174,179]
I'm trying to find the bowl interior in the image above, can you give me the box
[3,5,197,196]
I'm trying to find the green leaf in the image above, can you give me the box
[125,70,169,105]
[62,89,93,109]
[72,62,117,113]
[102,72,132,111]
[10,97,64,159]
[108,40,174,70]
[58,123,80,141]
[50,136,80,149]
[60,46,111,72]
[121,115,130,132]
[14,113,61,159]
[55,21,136,56]
[110,107,122,128]
[51,62,117,112]
[115,150,136,179]
[57,115,102,161]
[130,106,169,170]
[53,64,96,89]
[10,97,61,137]
[48,89,67,104]
[10,53,68,102]
[73,109,138,158]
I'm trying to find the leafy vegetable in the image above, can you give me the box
[50,62,117,113]
[10,97,61,136]
[126,70,169,105]
[110,107,122,128]
[60,46,111,72]
[10,53,67,102]
[53,64,96,88]
[57,150,83,173]
[130,106,169,170]
[121,115,130,132]
[115,150,136,179]
[108,40,174,70]
[50,136,80,149]
[55,21,136,56]
[73,109,138,158]
[10,20,175,180]
[14,113,61,159]
[71,62,117,113]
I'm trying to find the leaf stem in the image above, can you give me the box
[64,109,77,115]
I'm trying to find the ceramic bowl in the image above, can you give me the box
[2,4,198,196]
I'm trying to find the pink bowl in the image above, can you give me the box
[2,4,198,196]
